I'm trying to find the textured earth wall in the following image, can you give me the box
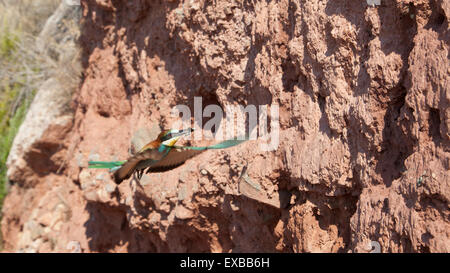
[2,0,449,252]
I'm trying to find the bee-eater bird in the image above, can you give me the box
[88,128,247,184]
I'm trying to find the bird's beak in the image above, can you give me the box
[171,127,194,138]
[163,128,194,146]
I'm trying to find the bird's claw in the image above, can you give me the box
[137,169,144,180]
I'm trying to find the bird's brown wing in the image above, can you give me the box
[113,157,140,184]
[114,148,160,184]
[145,148,205,173]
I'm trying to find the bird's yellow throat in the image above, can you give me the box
[162,136,180,147]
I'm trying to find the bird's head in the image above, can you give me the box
[158,128,194,147]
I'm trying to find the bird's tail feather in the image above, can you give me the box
[88,161,126,169]
[173,139,248,150]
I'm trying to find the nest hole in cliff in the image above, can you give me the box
[170,89,222,138]
[201,92,223,138]
[198,91,224,139]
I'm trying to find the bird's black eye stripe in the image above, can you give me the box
[163,133,172,141]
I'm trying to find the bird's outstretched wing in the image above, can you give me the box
[146,139,248,173]
[113,148,160,184]
[145,147,204,173]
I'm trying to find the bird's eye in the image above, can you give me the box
[163,133,172,141]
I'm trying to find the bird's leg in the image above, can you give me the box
[137,169,144,180]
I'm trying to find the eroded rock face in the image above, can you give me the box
[2,0,449,252]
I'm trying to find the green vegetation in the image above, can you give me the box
[0,30,18,58]
[0,83,33,203]
[0,33,22,209]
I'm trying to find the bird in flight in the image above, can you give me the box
[88,128,247,184]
